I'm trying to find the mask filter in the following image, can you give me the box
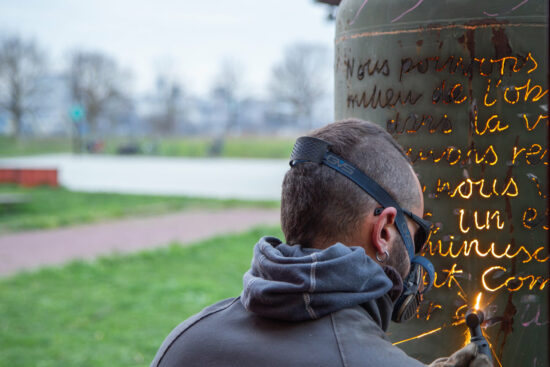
[392,256,435,323]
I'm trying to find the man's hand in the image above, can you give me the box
[428,343,492,367]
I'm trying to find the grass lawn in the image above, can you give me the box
[0,136,72,157]
[0,185,278,232]
[0,226,283,367]
[0,135,296,159]
[103,136,296,158]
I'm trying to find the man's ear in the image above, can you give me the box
[371,207,398,257]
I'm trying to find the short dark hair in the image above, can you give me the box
[281,118,421,248]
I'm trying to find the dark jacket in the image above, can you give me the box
[150,236,427,367]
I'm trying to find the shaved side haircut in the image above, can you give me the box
[281,118,421,248]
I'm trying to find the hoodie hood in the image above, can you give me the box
[241,236,401,329]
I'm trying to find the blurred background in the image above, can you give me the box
[0,0,337,157]
[0,1,340,366]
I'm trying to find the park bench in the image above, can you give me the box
[0,168,58,187]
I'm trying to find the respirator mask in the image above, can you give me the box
[289,136,435,323]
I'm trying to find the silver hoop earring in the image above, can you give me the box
[376,250,389,263]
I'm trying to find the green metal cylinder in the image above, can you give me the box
[335,1,548,365]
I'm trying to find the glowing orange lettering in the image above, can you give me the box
[426,304,442,321]
[516,79,548,102]
[434,264,464,289]
[406,145,498,166]
[482,267,549,292]
[500,177,519,197]
[504,86,520,104]
[447,178,517,199]
[490,211,505,229]
[427,238,546,263]
[492,56,518,75]
[466,145,498,165]
[483,79,497,107]
[454,304,468,321]
[526,52,538,73]
[475,114,509,135]
[451,84,467,104]
[522,114,548,131]
[523,208,550,230]
[459,209,470,233]
[458,209,504,233]
[512,146,526,164]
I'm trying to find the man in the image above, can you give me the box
[150,119,492,367]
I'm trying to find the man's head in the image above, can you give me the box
[281,119,424,278]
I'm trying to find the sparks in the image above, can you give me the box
[393,327,443,345]
[483,330,503,367]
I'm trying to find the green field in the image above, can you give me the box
[0,226,284,367]
[0,185,278,232]
[0,136,72,157]
[104,136,296,158]
[0,136,296,159]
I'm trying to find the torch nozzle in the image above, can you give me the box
[465,308,484,332]
[464,308,492,362]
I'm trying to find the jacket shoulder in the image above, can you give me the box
[150,297,239,367]
[150,297,344,367]
[330,306,427,367]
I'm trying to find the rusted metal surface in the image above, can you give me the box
[335,1,548,365]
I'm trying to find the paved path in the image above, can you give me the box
[0,208,280,277]
[0,154,288,200]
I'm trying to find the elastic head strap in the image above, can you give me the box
[411,256,435,293]
[290,136,416,261]
[289,136,331,166]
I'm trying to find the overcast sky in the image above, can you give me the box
[0,0,335,97]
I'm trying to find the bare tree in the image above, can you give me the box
[208,59,244,155]
[149,73,184,135]
[211,59,243,134]
[212,59,242,105]
[68,50,130,136]
[269,43,329,129]
[0,35,47,138]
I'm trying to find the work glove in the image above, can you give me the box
[428,343,492,367]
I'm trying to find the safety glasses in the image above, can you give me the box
[402,210,433,254]
[374,207,433,254]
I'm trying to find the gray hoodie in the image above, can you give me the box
[150,236,427,367]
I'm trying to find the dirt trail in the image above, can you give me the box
[0,208,280,277]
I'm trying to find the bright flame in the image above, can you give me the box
[474,292,482,310]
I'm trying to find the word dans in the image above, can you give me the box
[386,111,451,134]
